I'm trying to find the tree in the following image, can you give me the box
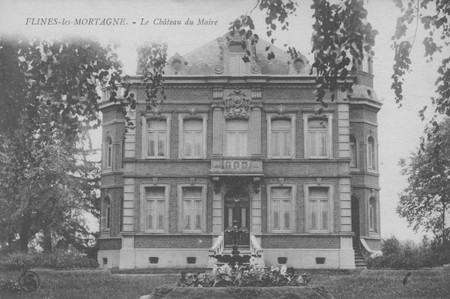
[228,0,377,105]
[0,36,123,252]
[392,0,450,122]
[397,118,450,245]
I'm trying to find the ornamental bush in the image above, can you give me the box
[0,249,98,271]
[367,236,450,269]
[178,258,311,288]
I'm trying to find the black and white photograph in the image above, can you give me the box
[0,0,449,298]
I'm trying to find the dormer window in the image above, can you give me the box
[171,59,182,74]
[293,58,305,73]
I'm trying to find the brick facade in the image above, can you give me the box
[97,35,381,269]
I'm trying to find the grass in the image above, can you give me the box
[0,267,449,299]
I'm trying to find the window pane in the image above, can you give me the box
[310,201,317,230]
[149,119,166,130]
[273,210,279,230]
[157,200,165,230]
[148,133,156,156]
[182,187,203,231]
[226,120,248,156]
[184,120,203,157]
[272,187,292,198]
[146,187,165,231]
[158,133,166,156]
[273,133,280,156]
[321,201,328,230]
[183,187,202,198]
[147,200,154,230]
[239,132,247,156]
[308,118,328,158]
[309,187,328,199]
[319,132,327,156]
[147,187,165,198]
[283,132,291,156]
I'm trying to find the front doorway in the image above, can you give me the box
[351,196,360,248]
[224,188,250,247]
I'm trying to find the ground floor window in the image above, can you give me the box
[180,186,205,232]
[145,187,167,232]
[307,186,331,232]
[268,185,295,232]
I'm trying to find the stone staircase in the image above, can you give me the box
[354,247,367,268]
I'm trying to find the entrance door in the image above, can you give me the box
[351,196,360,248]
[224,188,250,247]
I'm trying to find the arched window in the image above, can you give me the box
[104,197,111,230]
[106,137,112,169]
[367,136,376,170]
[350,135,357,167]
[121,137,126,168]
[369,197,377,232]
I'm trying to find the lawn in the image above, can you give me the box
[0,267,449,299]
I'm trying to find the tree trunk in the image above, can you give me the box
[42,229,53,253]
[19,210,32,253]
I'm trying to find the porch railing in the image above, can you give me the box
[209,234,224,257]
[250,235,263,257]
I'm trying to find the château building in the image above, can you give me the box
[97,34,382,270]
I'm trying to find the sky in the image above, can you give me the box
[0,0,444,243]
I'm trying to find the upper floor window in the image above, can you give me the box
[367,136,376,170]
[307,186,332,232]
[105,137,113,169]
[304,115,332,159]
[226,119,248,157]
[104,196,111,230]
[142,116,171,159]
[179,186,205,232]
[350,135,357,168]
[268,117,295,159]
[269,186,295,232]
[145,186,167,232]
[121,137,126,168]
[179,113,207,159]
[369,197,377,232]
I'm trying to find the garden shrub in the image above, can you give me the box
[0,248,98,271]
[178,258,311,288]
[367,236,450,269]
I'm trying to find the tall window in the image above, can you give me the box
[181,186,204,232]
[368,136,376,170]
[147,119,167,158]
[369,197,377,232]
[104,197,111,230]
[226,120,248,156]
[121,137,126,168]
[308,187,330,232]
[270,186,294,232]
[106,137,112,169]
[306,117,331,158]
[183,119,203,158]
[350,135,357,167]
[145,187,166,232]
[270,119,293,158]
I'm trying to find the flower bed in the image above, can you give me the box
[179,261,311,288]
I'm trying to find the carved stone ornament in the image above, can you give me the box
[144,107,166,121]
[214,37,225,74]
[182,108,202,120]
[224,89,251,119]
[271,105,291,120]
